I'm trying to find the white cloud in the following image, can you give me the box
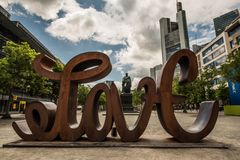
[7,5,27,17]
[0,1,9,8]
[114,81,122,91]
[180,0,240,24]
[0,0,64,20]
[0,0,81,20]
[45,7,129,44]
[189,24,198,33]
[189,23,216,49]
[132,77,141,90]
[47,0,240,78]
[1,0,240,79]
[86,80,122,91]
[101,50,113,57]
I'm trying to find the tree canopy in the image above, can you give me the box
[0,41,62,99]
[78,84,91,105]
[221,49,240,83]
[77,84,106,108]
[132,89,143,106]
[172,66,229,108]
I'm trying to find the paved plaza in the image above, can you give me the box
[0,111,240,160]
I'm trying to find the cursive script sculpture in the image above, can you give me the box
[12,49,219,142]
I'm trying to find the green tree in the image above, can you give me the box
[132,89,143,106]
[51,60,64,102]
[0,58,11,94]
[215,81,229,105]
[78,84,91,105]
[77,84,106,109]
[99,93,106,106]
[172,67,219,110]
[221,49,240,83]
[200,67,218,101]
[173,76,204,108]
[0,41,61,118]
[0,41,53,97]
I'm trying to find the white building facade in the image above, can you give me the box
[196,17,240,86]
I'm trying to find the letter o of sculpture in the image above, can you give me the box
[84,83,113,141]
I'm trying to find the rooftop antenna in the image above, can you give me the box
[176,0,182,12]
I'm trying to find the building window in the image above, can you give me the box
[237,36,240,45]
[202,47,211,57]
[212,50,220,59]
[212,37,224,50]
[219,46,225,53]
[215,56,227,67]
[230,40,235,49]
[203,54,213,64]
[205,62,215,68]
[213,46,225,58]
[228,25,240,37]
[166,44,181,55]
[202,37,224,57]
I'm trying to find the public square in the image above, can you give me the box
[0,111,240,160]
[0,0,240,160]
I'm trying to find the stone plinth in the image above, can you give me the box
[120,93,134,112]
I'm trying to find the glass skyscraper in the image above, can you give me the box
[159,2,189,64]
[214,9,239,36]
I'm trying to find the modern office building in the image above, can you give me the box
[160,1,189,64]
[225,17,240,52]
[196,32,227,84]
[196,16,240,86]
[214,9,239,36]
[150,1,189,81]
[0,5,56,59]
[150,64,162,82]
[192,43,208,53]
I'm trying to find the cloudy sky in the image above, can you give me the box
[1,0,240,89]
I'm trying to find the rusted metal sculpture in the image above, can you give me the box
[12,49,219,142]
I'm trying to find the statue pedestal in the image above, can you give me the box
[120,93,134,112]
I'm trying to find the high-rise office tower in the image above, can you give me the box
[160,1,189,64]
[150,1,189,82]
[214,9,239,36]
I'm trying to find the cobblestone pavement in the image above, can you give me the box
[0,111,239,160]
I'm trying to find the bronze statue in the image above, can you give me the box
[12,49,219,143]
[122,73,131,93]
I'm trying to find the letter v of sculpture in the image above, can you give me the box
[12,49,219,143]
